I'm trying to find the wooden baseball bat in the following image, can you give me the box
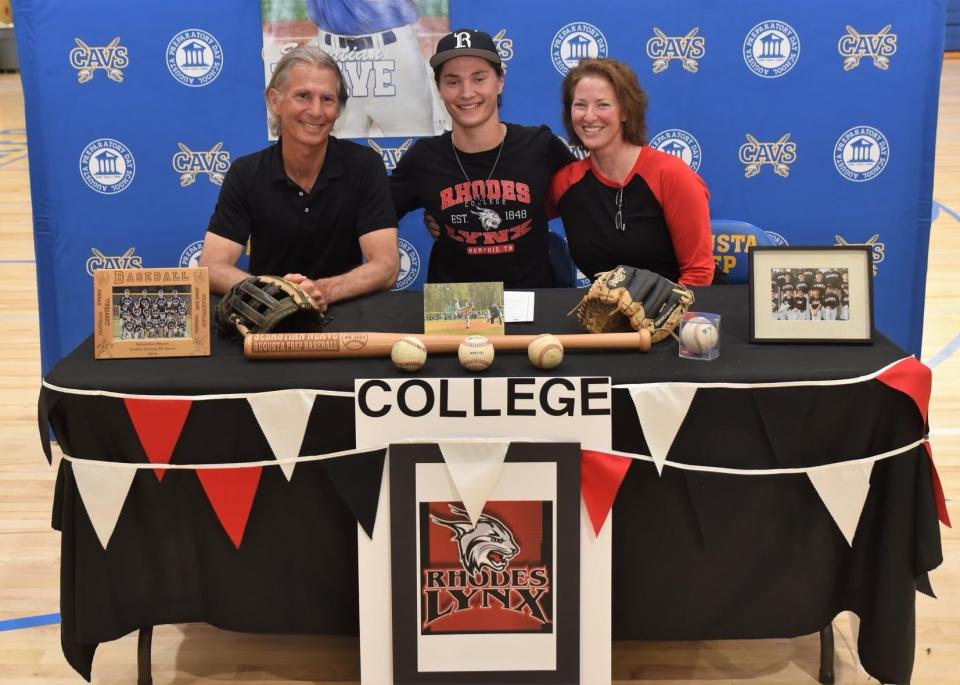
[243,330,651,359]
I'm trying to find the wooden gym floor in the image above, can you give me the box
[0,61,957,684]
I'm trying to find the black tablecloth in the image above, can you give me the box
[40,286,942,683]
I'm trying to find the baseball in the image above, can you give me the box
[458,335,494,372]
[528,334,564,370]
[680,317,719,354]
[391,336,427,372]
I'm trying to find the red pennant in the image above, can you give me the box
[196,467,263,549]
[124,398,192,481]
[924,442,951,528]
[581,449,633,536]
[876,357,932,424]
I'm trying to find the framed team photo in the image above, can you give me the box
[388,442,581,684]
[93,267,210,359]
[749,246,874,343]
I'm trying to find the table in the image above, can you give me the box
[39,286,943,684]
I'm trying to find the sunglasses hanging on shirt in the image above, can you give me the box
[615,185,626,231]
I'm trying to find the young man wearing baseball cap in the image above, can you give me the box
[390,29,574,288]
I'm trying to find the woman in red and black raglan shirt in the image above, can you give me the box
[549,59,714,286]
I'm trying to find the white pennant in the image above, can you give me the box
[437,441,510,526]
[629,384,698,475]
[248,390,316,480]
[72,460,137,549]
[808,461,874,546]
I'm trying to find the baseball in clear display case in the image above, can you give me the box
[679,311,721,361]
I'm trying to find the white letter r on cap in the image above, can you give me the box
[455,32,472,48]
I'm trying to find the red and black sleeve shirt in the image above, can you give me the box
[549,146,714,285]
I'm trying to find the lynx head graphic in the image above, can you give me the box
[430,504,519,574]
[470,207,502,231]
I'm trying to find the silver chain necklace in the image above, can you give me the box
[451,127,507,229]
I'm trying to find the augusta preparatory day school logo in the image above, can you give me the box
[421,502,553,634]
[743,20,800,78]
[551,22,608,75]
[166,29,223,87]
[80,138,135,194]
[834,126,890,182]
[394,237,421,290]
[650,129,702,172]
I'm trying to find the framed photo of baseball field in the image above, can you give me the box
[93,267,210,359]
[749,246,874,344]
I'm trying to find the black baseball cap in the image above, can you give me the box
[430,29,501,69]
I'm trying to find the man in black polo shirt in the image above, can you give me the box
[199,47,399,311]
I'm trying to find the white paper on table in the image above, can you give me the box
[504,290,535,322]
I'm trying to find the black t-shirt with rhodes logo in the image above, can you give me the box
[390,124,574,288]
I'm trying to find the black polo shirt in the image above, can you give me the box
[207,136,397,278]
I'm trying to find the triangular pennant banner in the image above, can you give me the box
[322,448,387,538]
[808,461,873,546]
[581,449,633,536]
[38,387,60,464]
[124,398,192,482]
[438,441,510,526]
[876,357,932,424]
[924,442,951,527]
[196,467,263,549]
[629,384,697,474]
[71,460,137,549]
[248,390,316,481]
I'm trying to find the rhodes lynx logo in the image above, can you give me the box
[166,29,223,87]
[422,502,552,633]
[172,142,230,187]
[739,133,796,178]
[69,37,128,83]
[86,247,143,276]
[834,126,889,182]
[650,129,702,171]
[743,20,800,78]
[367,139,412,170]
[646,27,705,73]
[839,24,897,71]
[551,22,608,75]
[79,138,135,194]
[835,233,885,275]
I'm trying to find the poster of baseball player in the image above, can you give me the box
[262,0,449,138]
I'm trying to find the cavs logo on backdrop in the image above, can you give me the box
[86,247,142,276]
[492,29,514,62]
[367,139,412,170]
[739,133,796,177]
[646,27,705,73]
[551,22,608,75]
[835,234,885,275]
[69,37,128,83]
[172,142,231,187]
[421,502,552,634]
[839,25,897,71]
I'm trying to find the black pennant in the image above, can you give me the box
[321,447,387,538]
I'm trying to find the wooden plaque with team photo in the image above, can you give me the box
[93,267,210,359]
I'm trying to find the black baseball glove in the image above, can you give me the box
[570,266,694,343]
[215,275,326,337]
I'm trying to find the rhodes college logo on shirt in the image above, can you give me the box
[421,502,552,634]
[172,142,231,187]
[739,133,797,178]
[833,126,889,182]
[439,178,533,254]
[551,22,608,75]
[166,29,223,87]
[79,138,135,194]
[743,20,800,78]
[839,24,897,71]
[69,37,128,83]
[646,27,705,73]
[650,129,703,172]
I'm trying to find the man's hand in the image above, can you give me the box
[282,273,329,313]
[424,213,440,241]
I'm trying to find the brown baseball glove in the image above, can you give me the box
[215,275,326,337]
[570,266,694,343]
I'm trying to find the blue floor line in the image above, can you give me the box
[926,331,960,370]
[0,612,61,632]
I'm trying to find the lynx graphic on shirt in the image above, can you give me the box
[421,501,553,634]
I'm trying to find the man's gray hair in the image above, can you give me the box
[265,46,348,137]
